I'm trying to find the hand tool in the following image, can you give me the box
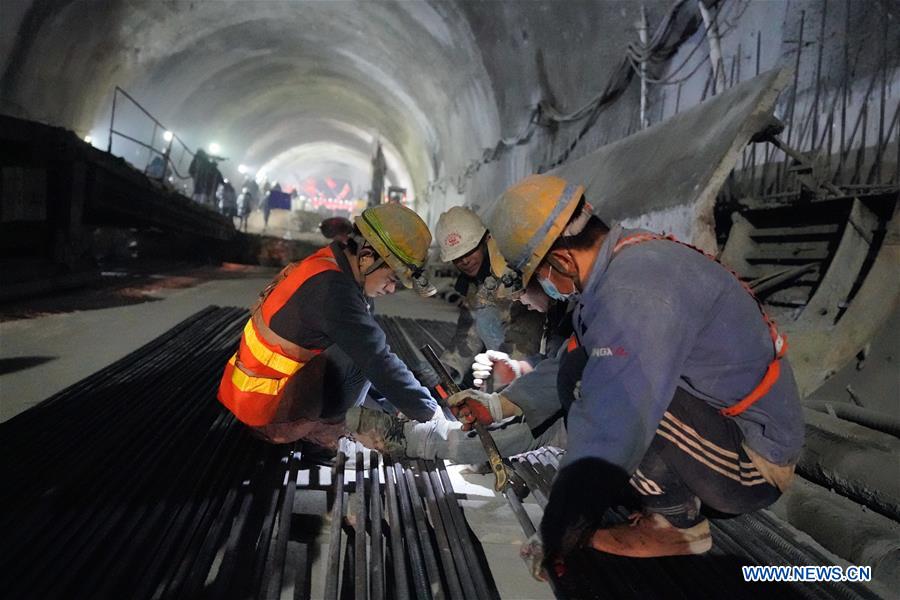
[419,344,526,497]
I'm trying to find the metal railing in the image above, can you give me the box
[106,86,195,185]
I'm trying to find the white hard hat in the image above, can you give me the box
[435,206,487,262]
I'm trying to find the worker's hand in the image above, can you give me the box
[471,350,528,387]
[540,458,631,570]
[519,532,548,581]
[446,389,503,430]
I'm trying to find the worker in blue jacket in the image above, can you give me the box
[486,174,804,571]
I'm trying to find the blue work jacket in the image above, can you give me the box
[564,226,804,474]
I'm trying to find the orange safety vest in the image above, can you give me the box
[217,245,343,426]
[612,233,787,418]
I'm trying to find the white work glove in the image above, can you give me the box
[445,389,504,430]
[471,350,523,387]
[431,404,448,422]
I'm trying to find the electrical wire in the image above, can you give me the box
[425,0,717,198]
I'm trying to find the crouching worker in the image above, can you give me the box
[487,175,804,570]
[345,280,584,463]
[217,204,441,449]
[433,206,544,384]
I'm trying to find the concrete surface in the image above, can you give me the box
[0,275,272,421]
[5,1,893,224]
[0,276,459,422]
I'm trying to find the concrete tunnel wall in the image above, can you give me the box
[1,0,897,230]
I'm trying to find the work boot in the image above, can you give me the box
[345,407,407,458]
[588,512,712,558]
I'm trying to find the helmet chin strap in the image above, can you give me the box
[354,243,384,288]
[361,255,386,277]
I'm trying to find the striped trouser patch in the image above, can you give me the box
[629,410,767,496]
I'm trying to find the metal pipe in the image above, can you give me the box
[780,10,805,193]
[107,86,118,152]
[355,445,369,600]
[324,444,348,600]
[416,461,465,600]
[393,461,431,599]
[510,462,549,508]
[369,453,385,600]
[263,447,301,600]
[811,0,827,152]
[435,461,494,599]
[423,462,479,600]
[383,457,410,600]
[401,463,444,598]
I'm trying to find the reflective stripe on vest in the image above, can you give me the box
[612,233,786,418]
[240,319,303,375]
[217,245,343,426]
[226,354,288,395]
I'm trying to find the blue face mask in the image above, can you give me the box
[537,272,574,301]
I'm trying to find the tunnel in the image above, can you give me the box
[1,1,898,598]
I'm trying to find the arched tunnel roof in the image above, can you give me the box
[1,0,512,210]
[1,0,657,218]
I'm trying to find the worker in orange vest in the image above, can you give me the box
[217,203,441,448]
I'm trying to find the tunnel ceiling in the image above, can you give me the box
[2,0,666,211]
[1,0,510,205]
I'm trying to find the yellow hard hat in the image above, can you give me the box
[355,203,432,289]
[486,174,584,285]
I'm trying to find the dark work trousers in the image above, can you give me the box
[251,344,371,447]
[629,388,782,528]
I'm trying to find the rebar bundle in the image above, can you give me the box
[0,308,495,600]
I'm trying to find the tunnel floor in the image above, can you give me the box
[0,294,889,599]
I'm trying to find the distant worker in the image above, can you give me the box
[242,176,259,211]
[217,179,238,218]
[217,203,442,449]
[432,206,543,384]
[260,186,273,230]
[319,217,354,245]
[189,149,223,206]
[487,174,803,570]
[145,155,168,181]
[236,187,252,231]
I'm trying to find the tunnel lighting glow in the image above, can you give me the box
[163,130,174,142]
[83,135,92,144]
[238,164,248,174]
[209,142,221,154]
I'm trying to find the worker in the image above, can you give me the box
[346,281,584,464]
[469,276,572,389]
[432,206,544,383]
[486,174,804,570]
[319,216,354,245]
[217,203,441,449]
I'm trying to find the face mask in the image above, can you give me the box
[537,273,574,301]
